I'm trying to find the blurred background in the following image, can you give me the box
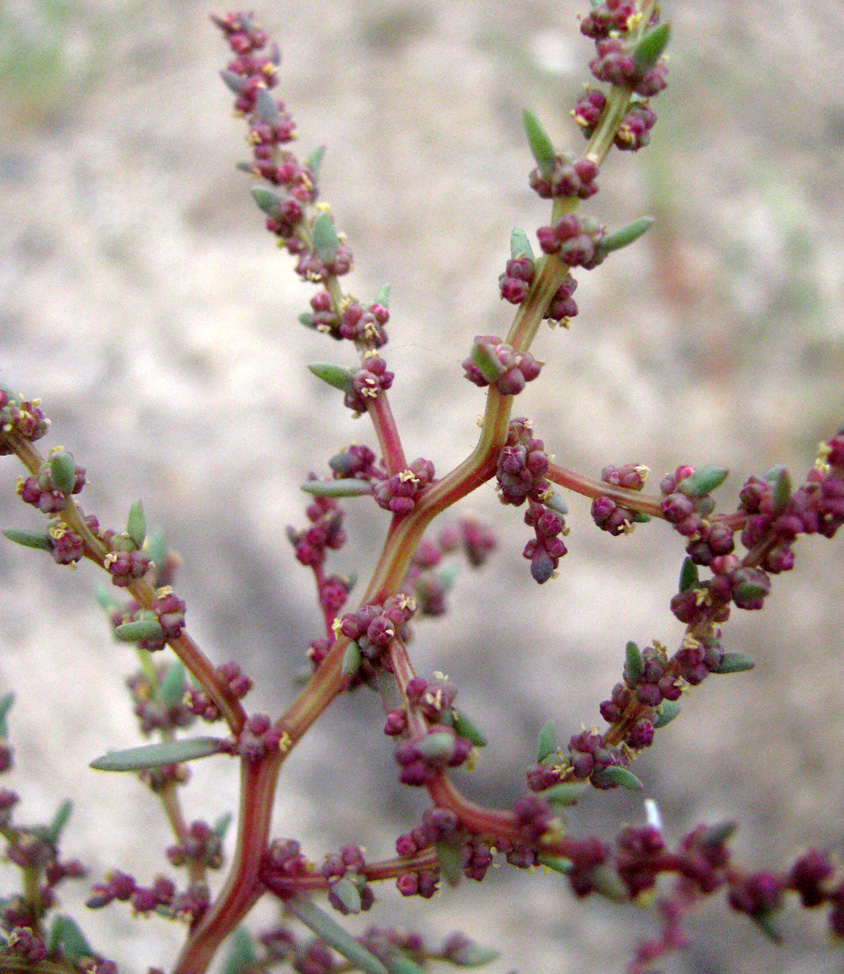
[1,1,844,971]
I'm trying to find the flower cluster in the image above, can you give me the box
[184,660,252,722]
[305,292,390,348]
[462,335,543,396]
[372,458,436,516]
[537,214,606,268]
[591,462,648,536]
[337,595,417,671]
[343,355,394,414]
[219,713,288,763]
[523,501,568,583]
[496,418,550,506]
[0,387,49,451]
[529,153,599,200]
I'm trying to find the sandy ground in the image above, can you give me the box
[1,1,844,972]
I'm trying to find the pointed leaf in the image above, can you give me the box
[632,22,671,72]
[765,464,792,516]
[159,661,186,710]
[312,211,339,265]
[255,86,280,126]
[522,109,556,176]
[591,766,643,791]
[285,894,388,974]
[47,799,72,844]
[48,915,92,964]
[544,491,568,516]
[470,339,504,385]
[679,556,699,593]
[590,865,629,902]
[95,583,120,613]
[374,283,391,308]
[0,692,14,737]
[677,465,729,497]
[329,876,362,914]
[753,911,783,944]
[510,228,535,261]
[252,185,283,216]
[416,731,456,762]
[435,839,463,887]
[90,737,221,772]
[214,812,233,839]
[301,479,372,498]
[49,450,76,494]
[537,720,558,763]
[146,527,168,571]
[3,528,52,551]
[446,939,500,967]
[308,362,355,394]
[127,500,146,549]
[450,709,486,747]
[307,145,326,177]
[220,69,247,94]
[385,952,426,974]
[599,216,653,254]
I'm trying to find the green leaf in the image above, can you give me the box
[416,731,455,762]
[2,528,52,551]
[599,216,653,255]
[537,720,558,763]
[158,661,186,709]
[47,799,72,844]
[385,952,426,974]
[146,527,168,571]
[312,210,339,265]
[94,583,120,613]
[542,781,590,806]
[591,766,643,791]
[329,876,362,914]
[221,927,257,974]
[435,839,463,887]
[470,339,504,385]
[220,70,247,94]
[625,640,643,684]
[544,492,568,517]
[679,556,699,592]
[753,911,783,944]
[255,86,280,126]
[307,145,326,177]
[301,479,372,498]
[510,228,535,261]
[537,854,574,874]
[374,283,391,308]
[214,812,233,839]
[714,652,755,674]
[632,511,651,523]
[677,465,729,498]
[654,700,680,728]
[285,894,389,974]
[308,362,355,393]
[590,865,629,902]
[90,736,221,772]
[446,939,500,967]
[450,709,486,747]
[49,450,76,494]
[299,311,315,327]
[699,820,737,848]
[48,915,92,964]
[126,500,146,549]
[114,617,165,644]
[522,109,556,176]
[0,692,14,737]
[632,22,671,72]
[251,185,283,216]
[765,464,792,516]
[341,640,362,678]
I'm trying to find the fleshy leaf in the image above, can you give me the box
[714,652,755,674]
[214,812,233,839]
[159,661,186,709]
[447,939,500,967]
[542,781,589,806]
[654,700,680,728]
[679,556,699,592]
[766,464,792,516]
[329,876,362,914]
[598,216,653,254]
[591,766,643,791]
[49,450,76,494]
[255,86,280,126]
[90,736,221,771]
[537,720,558,763]
[48,915,92,964]
[114,617,165,643]
[300,479,372,498]
[308,363,355,393]
[312,210,339,265]
[435,839,463,887]
[522,109,555,177]
[510,228,535,261]
[341,641,362,678]
[537,854,574,874]
[470,339,504,385]
[47,799,72,844]
[374,283,391,308]
[252,185,283,216]
[677,465,729,497]
[0,692,14,737]
[307,145,326,177]
[416,731,456,761]
[450,709,486,747]
[126,500,146,549]
[285,894,388,974]
[632,22,671,72]
[625,641,643,684]
[221,927,256,974]
[3,529,52,551]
